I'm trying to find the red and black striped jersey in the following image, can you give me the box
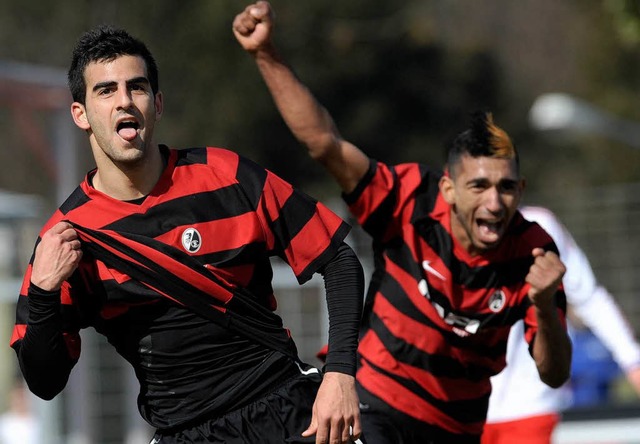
[11,145,351,429]
[345,160,567,436]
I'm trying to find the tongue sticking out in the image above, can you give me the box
[118,127,138,141]
[478,221,501,241]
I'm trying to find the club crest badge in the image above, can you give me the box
[488,290,506,313]
[181,228,202,253]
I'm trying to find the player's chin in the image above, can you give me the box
[475,224,506,247]
[473,235,503,252]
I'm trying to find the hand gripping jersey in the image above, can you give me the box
[11,146,351,429]
[344,161,567,436]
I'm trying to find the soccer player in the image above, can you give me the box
[483,205,640,444]
[10,24,365,444]
[233,2,572,443]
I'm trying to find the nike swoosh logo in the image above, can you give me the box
[149,438,161,444]
[422,260,446,281]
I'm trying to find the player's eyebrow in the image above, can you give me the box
[92,76,149,92]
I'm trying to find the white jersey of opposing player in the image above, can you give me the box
[486,205,640,423]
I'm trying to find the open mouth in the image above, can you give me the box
[117,120,140,141]
[476,219,502,241]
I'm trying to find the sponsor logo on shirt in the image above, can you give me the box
[181,228,202,253]
[422,260,446,281]
[418,277,482,336]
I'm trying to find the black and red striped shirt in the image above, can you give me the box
[11,145,351,429]
[345,160,567,436]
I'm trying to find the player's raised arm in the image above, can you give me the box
[233,1,369,194]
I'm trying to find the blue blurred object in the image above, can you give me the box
[569,326,622,407]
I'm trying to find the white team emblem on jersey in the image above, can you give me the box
[488,290,506,313]
[181,228,202,253]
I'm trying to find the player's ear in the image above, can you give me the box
[154,91,163,120]
[71,102,90,130]
[439,175,455,205]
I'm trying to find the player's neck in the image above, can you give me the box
[92,145,165,201]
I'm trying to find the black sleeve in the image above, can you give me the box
[318,242,364,376]
[15,284,76,400]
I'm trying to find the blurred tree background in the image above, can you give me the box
[2,0,640,204]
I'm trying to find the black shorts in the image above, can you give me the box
[358,384,480,444]
[150,370,336,444]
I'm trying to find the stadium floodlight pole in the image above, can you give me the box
[529,92,640,149]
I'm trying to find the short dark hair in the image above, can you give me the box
[446,111,519,177]
[67,25,159,104]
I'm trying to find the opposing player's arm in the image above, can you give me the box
[233,1,369,194]
[625,367,640,396]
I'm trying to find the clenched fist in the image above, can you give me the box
[526,247,565,309]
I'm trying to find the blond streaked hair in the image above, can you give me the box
[445,111,519,177]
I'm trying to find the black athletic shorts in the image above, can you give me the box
[150,370,365,444]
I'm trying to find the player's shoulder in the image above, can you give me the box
[519,206,566,243]
[508,209,554,250]
[387,161,442,178]
[39,208,70,237]
[173,146,256,177]
[173,146,238,165]
[375,161,443,198]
